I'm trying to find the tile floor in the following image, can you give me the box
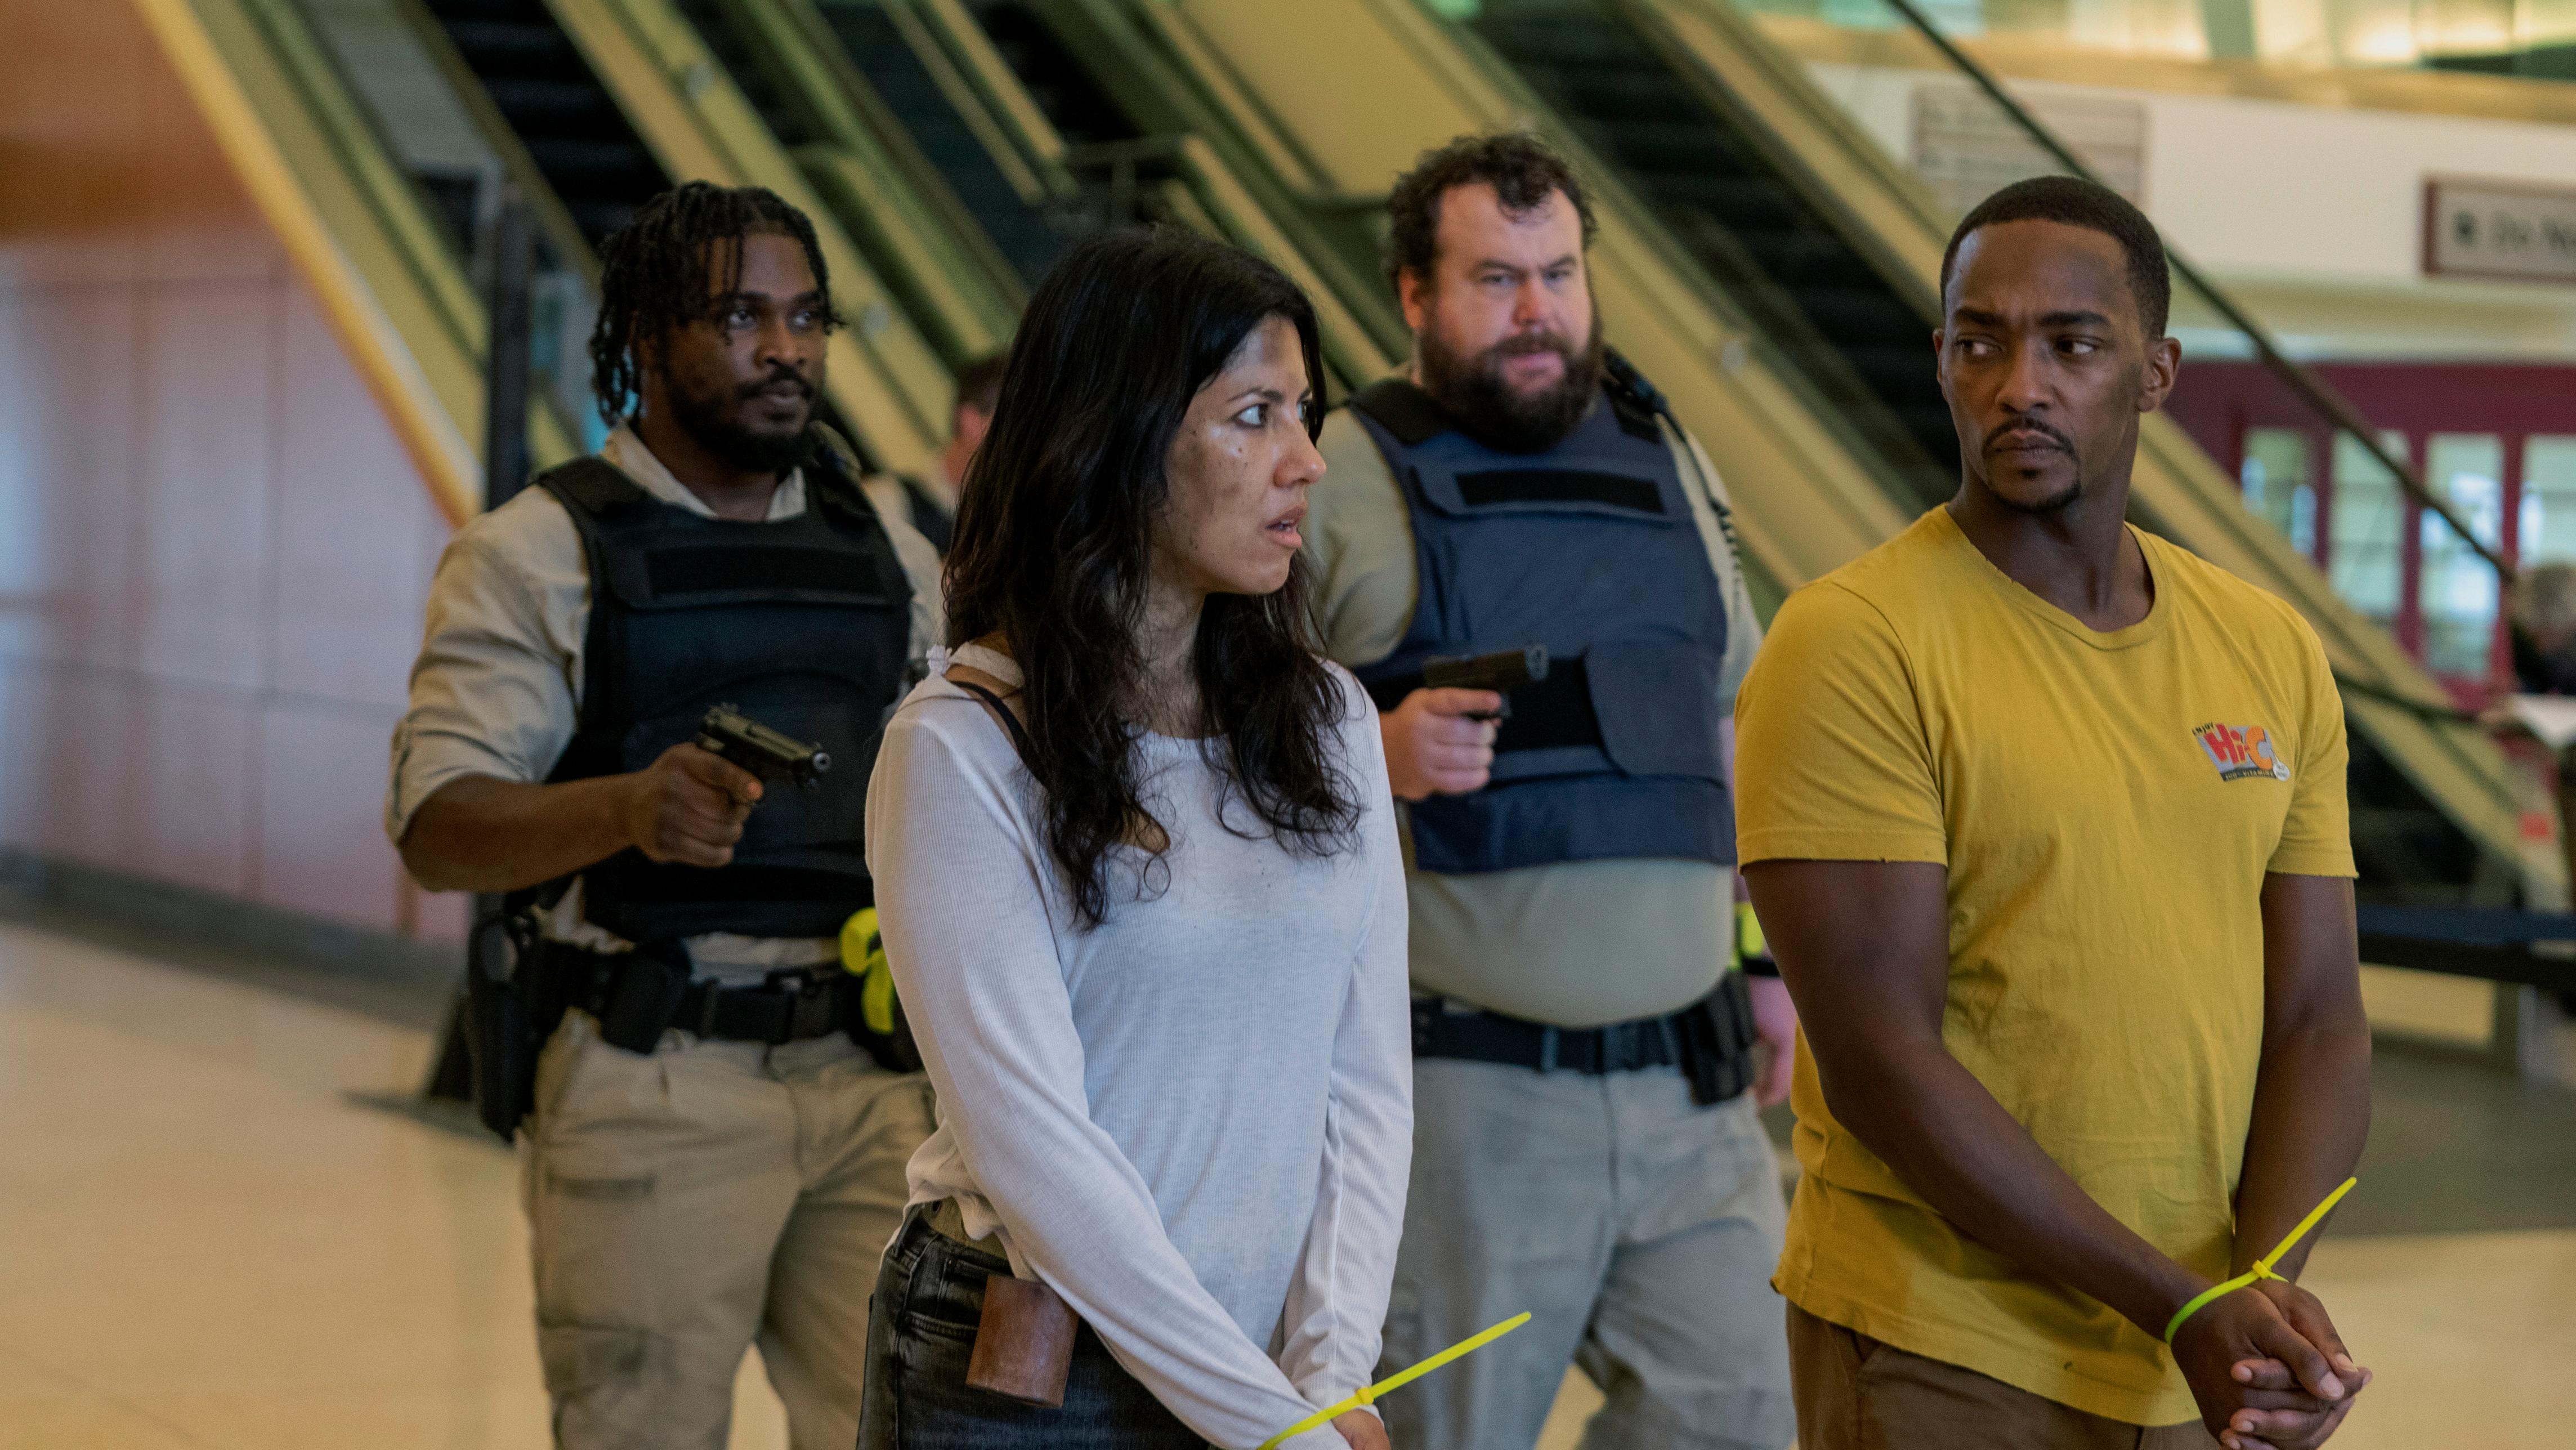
[0,913,2565,1450]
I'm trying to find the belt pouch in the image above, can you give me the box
[598,949,688,1054]
[967,1274,1079,1407]
[1681,972,1760,1106]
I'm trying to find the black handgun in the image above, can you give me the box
[697,704,831,789]
[1423,644,1550,722]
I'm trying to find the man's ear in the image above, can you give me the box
[1397,267,1431,334]
[2138,334,2181,414]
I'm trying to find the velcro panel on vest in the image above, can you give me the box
[647,545,887,600]
[1455,469,1665,515]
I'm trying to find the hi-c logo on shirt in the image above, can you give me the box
[2194,722,2291,782]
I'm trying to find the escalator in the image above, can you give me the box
[417,0,956,472]
[1455,0,2524,902]
[1030,0,2534,905]
[813,1,1079,287]
[797,0,1399,390]
[1469,1,1955,509]
[423,1,666,246]
[673,0,1024,362]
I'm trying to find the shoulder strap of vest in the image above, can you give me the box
[802,429,883,533]
[1347,377,1455,448]
[1601,349,1671,444]
[533,456,649,518]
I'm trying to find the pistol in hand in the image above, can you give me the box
[696,704,831,791]
[1422,645,1550,722]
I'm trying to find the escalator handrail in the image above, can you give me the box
[891,0,1084,202]
[1874,0,2511,585]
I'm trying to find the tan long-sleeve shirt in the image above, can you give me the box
[386,424,945,980]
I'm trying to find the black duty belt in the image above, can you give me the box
[1413,998,1680,1073]
[1411,973,1759,1105]
[549,941,853,1046]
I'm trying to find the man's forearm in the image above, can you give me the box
[2230,1020,2371,1280]
[398,774,636,894]
[1826,1038,2210,1336]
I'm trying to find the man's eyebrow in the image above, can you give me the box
[1472,253,1580,273]
[1947,306,2115,330]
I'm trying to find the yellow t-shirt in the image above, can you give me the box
[1733,506,2355,1425]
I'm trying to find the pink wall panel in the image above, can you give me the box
[0,0,464,940]
[133,677,256,897]
[135,281,275,692]
[251,700,407,930]
[271,285,437,710]
[0,288,146,672]
[12,667,153,873]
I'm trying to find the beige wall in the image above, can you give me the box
[0,0,465,941]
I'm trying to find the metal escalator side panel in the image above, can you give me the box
[704,0,1025,359]
[153,0,493,525]
[543,0,953,472]
[1631,0,2534,893]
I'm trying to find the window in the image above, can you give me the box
[2420,434,2503,677]
[2240,427,2317,558]
[2328,431,2408,625]
[2523,436,2576,566]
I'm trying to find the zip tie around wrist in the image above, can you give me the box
[2163,1177,2358,1345]
[1257,1312,1530,1450]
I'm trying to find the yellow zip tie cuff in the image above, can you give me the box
[1257,1313,1531,1450]
[2163,1177,2357,1345]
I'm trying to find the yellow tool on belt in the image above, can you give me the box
[839,908,903,1038]
[1734,900,1766,967]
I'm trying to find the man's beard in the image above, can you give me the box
[1418,313,1606,454]
[666,365,816,473]
[1981,416,2085,516]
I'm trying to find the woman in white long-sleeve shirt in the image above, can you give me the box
[856,230,1412,1450]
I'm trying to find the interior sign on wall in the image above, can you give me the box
[1911,86,2146,222]
[2425,177,2576,285]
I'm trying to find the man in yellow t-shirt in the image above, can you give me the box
[1734,176,2374,1450]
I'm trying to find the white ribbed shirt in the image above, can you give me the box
[863,644,1412,1450]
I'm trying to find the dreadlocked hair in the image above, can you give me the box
[585,181,844,426]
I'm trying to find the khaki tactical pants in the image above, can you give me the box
[523,1009,934,1450]
[1380,1058,1796,1450]
[1786,1304,2222,1450]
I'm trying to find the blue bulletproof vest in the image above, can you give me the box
[539,443,913,944]
[1345,375,1734,875]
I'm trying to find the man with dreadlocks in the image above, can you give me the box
[386,182,945,1449]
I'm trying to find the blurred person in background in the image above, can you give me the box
[865,351,1005,556]
[387,182,943,1450]
[1303,132,1796,1450]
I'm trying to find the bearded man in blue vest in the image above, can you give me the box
[1304,133,1797,1450]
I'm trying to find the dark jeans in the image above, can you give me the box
[857,1205,1210,1450]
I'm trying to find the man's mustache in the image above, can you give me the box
[1984,417,2074,454]
[1490,331,1575,361]
[740,366,813,401]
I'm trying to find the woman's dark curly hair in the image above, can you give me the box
[585,182,843,426]
[945,229,1361,928]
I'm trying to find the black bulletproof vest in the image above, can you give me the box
[1345,371,1735,875]
[540,449,913,944]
